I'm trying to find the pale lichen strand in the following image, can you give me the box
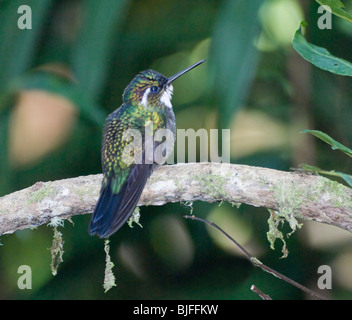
[127,207,143,228]
[269,174,352,256]
[48,217,65,228]
[268,179,305,257]
[103,239,116,292]
[266,209,289,258]
[272,180,304,233]
[50,226,64,276]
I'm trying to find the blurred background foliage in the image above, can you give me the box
[0,0,352,300]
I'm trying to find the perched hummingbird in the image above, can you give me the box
[89,59,205,238]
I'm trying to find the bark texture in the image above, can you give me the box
[0,163,351,235]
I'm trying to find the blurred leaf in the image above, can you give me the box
[211,0,263,129]
[0,66,103,192]
[71,0,130,99]
[336,171,352,187]
[8,68,106,126]
[0,111,10,195]
[300,163,327,173]
[8,89,77,168]
[0,0,52,90]
[315,0,352,23]
[300,163,352,187]
[301,129,352,157]
[2,0,349,300]
[293,22,352,76]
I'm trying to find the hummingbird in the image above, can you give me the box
[89,59,205,238]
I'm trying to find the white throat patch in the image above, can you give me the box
[140,85,174,109]
[160,85,174,109]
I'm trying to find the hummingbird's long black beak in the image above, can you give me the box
[166,59,205,85]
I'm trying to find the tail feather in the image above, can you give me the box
[89,164,154,238]
[89,183,127,238]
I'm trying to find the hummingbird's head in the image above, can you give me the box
[123,70,172,109]
[123,59,205,109]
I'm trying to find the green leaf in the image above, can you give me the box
[293,22,352,76]
[0,112,11,196]
[336,171,352,187]
[300,163,325,173]
[300,164,352,187]
[7,70,106,126]
[211,0,263,129]
[71,0,130,99]
[315,0,352,23]
[301,129,352,157]
[0,0,52,90]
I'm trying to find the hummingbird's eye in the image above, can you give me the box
[150,86,159,93]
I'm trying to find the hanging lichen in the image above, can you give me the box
[50,225,64,276]
[266,209,289,259]
[103,239,116,292]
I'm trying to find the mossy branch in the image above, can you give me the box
[0,162,352,236]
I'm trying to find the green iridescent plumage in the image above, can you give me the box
[89,61,205,238]
[102,70,170,190]
[101,78,168,194]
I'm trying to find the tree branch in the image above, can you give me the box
[0,162,352,235]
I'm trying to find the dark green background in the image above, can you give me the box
[0,0,351,299]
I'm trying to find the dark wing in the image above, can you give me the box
[89,163,154,238]
[89,105,166,238]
